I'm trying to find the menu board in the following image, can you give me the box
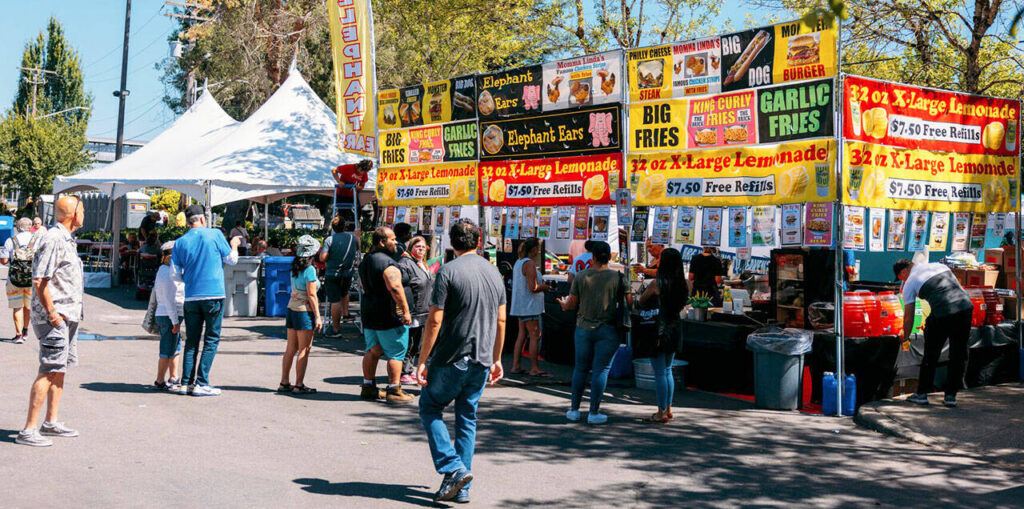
[630,139,836,206]
[868,208,885,251]
[541,50,623,111]
[537,207,553,238]
[803,202,833,247]
[591,205,612,241]
[479,153,620,206]
[701,207,723,246]
[781,204,802,245]
[651,207,673,245]
[555,207,573,240]
[687,90,757,149]
[479,104,621,160]
[751,205,775,246]
[842,75,1021,213]
[631,206,650,242]
[888,209,908,250]
[843,206,866,251]
[970,213,988,249]
[728,206,748,247]
[376,162,479,206]
[929,211,950,251]
[674,206,696,244]
[573,205,590,240]
[908,211,929,251]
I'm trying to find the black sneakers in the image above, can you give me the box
[434,469,473,502]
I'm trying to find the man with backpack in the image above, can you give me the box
[319,216,359,336]
[1,218,36,344]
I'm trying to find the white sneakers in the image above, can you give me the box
[565,410,608,424]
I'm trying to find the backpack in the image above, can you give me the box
[8,235,35,288]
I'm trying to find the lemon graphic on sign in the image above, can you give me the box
[637,174,667,201]
[451,179,469,200]
[984,180,1008,209]
[983,122,1005,151]
[583,175,606,201]
[383,182,398,201]
[862,108,888,139]
[778,166,809,198]
[489,179,507,203]
[862,170,887,200]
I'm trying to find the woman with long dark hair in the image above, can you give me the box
[280,235,323,394]
[637,248,687,423]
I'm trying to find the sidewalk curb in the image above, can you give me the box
[853,404,954,450]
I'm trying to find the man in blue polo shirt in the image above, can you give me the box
[171,204,240,396]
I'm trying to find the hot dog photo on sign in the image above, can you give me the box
[720,28,774,92]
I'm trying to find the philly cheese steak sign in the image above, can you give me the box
[479,104,621,160]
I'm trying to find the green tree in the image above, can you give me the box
[1,17,92,201]
[150,189,182,215]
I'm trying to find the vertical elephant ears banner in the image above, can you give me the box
[327,0,377,157]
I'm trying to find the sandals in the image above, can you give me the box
[292,384,317,394]
[277,383,293,393]
[642,412,671,424]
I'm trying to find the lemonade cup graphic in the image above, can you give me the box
[815,163,830,198]
[848,166,864,200]
[850,100,862,136]
[1010,179,1018,208]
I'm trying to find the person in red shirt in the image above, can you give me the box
[333,159,373,202]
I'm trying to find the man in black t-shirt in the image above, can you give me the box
[689,247,724,305]
[416,220,506,503]
[358,227,414,403]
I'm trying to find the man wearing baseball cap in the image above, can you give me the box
[170,204,240,396]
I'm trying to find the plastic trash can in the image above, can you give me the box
[224,256,262,317]
[0,216,13,247]
[746,327,813,410]
[263,256,293,317]
[633,358,688,391]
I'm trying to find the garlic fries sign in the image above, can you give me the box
[629,139,836,206]
[376,162,479,206]
[327,0,376,157]
[842,76,1021,213]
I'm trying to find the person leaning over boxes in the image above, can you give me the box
[894,257,973,408]
[16,196,85,447]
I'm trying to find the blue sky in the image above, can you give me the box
[1,1,774,143]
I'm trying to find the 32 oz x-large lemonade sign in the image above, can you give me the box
[842,76,1020,213]
[628,19,838,206]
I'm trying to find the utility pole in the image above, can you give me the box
[165,1,214,108]
[18,67,58,117]
[113,0,132,161]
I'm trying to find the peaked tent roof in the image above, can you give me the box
[53,89,241,201]
[54,65,371,206]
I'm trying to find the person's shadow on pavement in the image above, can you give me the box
[294,478,440,507]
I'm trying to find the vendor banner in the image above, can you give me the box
[378,75,477,130]
[687,90,757,149]
[629,139,836,206]
[721,19,836,92]
[475,65,543,119]
[844,75,1020,156]
[327,0,376,156]
[379,120,479,167]
[841,143,1018,213]
[376,162,479,206]
[629,98,688,153]
[756,79,834,143]
[479,104,621,160]
[542,50,623,111]
[628,37,723,101]
[478,153,620,206]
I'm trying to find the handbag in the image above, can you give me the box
[142,290,160,335]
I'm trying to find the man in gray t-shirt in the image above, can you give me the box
[894,259,972,407]
[318,217,359,335]
[415,220,506,503]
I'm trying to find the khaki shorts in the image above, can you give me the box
[6,283,31,309]
[33,320,79,374]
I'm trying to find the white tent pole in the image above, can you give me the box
[264,200,270,241]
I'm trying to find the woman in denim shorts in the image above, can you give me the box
[153,241,184,390]
[280,235,323,394]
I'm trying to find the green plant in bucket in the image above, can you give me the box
[688,292,712,309]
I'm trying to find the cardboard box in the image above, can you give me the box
[951,267,967,285]
[984,248,1018,272]
[997,271,1019,292]
[984,248,1004,267]
[965,268,999,288]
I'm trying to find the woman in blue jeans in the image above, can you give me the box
[637,248,687,423]
[557,241,631,425]
[152,241,184,390]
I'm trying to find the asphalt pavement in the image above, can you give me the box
[0,287,1021,508]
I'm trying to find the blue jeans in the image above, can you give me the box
[182,299,224,387]
[649,352,675,410]
[155,315,182,359]
[571,324,620,414]
[418,361,488,482]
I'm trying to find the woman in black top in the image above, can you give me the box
[688,246,723,306]
[638,248,687,423]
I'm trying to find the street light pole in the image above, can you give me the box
[113,0,132,161]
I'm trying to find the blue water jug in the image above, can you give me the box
[822,372,838,416]
[842,374,857,416]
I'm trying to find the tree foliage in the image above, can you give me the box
[760,0,1024,99]
[1,17,92,200]
[150,188,182,214]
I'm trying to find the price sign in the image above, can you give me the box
[886,178,982,203]
[665,179,703,197]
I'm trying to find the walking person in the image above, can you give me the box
[894,259,973,407]
[399,236,433,384]
[170,204,240,397]
[319,216,358,336]
[636,248,687,423]
[416,220,506,503]
[557,241,631,425]
[16,196,85,447]
[358,227,414,403]
[510,237,552,376]
[1,218,36,344]
[279,235,323,394]
[153,241,184,390]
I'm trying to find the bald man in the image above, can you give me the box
[17,196,86,447]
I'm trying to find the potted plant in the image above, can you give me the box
[688,292,712,322]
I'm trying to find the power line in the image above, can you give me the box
[83,6,165,68]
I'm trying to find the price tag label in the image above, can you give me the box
[665,178,703,198]
[887,115,981,146]
[886,178,982,203]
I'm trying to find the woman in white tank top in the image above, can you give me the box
[510,238,552,376]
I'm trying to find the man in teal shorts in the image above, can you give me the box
[358,227,414,403]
